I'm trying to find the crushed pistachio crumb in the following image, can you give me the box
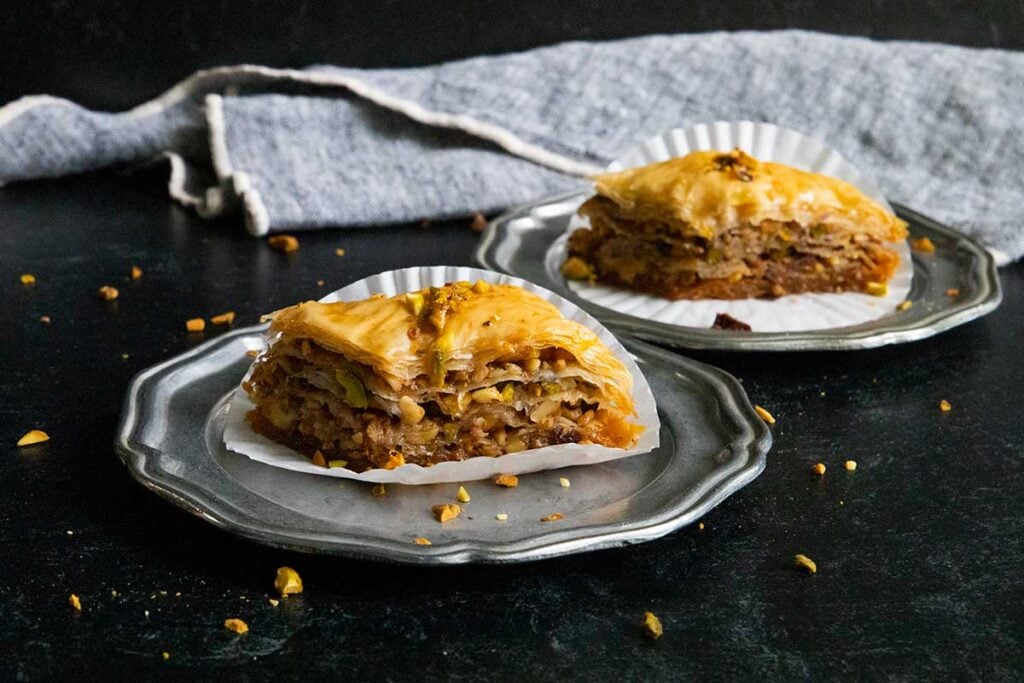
[185,318,205,332]
[413,537,432,545]
[131,266,143,280]
[559,477,571,489]
[865,281,887,297]
[20,274,36,285]
[911,237,936,253]
[17,430,50,447]
[98,285,119,301]
[68,593,82,611]
[211,311,235,325]
[897,300,913,311]
[267,235,299,253]
[432,503,462,523]
[495,513,509,521]
[493,473,519,488]
[224,618,249,634]
[328,459,348,469]
[540,513,565,523]
[754,405,776,425]
[642,612,663,639]
[794,554,817,574]
[844,460,857,471]
[939,399,952,412]
[456,486,471,503]
[371,484,387,498]
[274,566,303,597]
[811,463,826,476]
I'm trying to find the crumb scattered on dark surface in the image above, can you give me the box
[470,212,487,232]
[711,313,752,331]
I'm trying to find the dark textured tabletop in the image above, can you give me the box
[2,2,1023,680]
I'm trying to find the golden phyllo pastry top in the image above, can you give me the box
[593,149,907,242]
[264,281,635,412]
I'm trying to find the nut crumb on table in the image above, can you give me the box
[131,265,143,280]
[185,318,205,332]
[754,405,776,425]
[17,430,49,446]
[274,566,303,597]
[68,593,81,610]
[211,311,235,325]
[40,315,52,324]
[224,618,249,634]
[642,612,663,639]
[794,554,817,574]
[268,598,279,607]
[493,473,519,488]
[811,463,826,476]
[267,235,299,253]
[939,399,952,412]
[20,273,36,285]
[844,460,857,471]
[470,212,487,232]
[98,285,119,301]
[162,652,170,661]
[432,504,462,522]
[335,248,346,257]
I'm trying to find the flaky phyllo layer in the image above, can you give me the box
[243,281,642,470]
[563,149,908,300]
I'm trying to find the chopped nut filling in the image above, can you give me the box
[268,235,299,253]
[274,566,303,597]
[794,554,817,574]
[432,503,462,522]
[224,618,249,634]
[642,612,663,639]
[493,474,519,488]
[754,405,776,425]
[17,430,50,447]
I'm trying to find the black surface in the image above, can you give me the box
[3,3,1024,679]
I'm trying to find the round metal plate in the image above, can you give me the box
[475,192,1002,351]
[115,326,771,564]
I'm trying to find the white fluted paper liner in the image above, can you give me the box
[223,266,660,484]
[561,121,912,333]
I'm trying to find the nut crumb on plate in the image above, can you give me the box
[911,237,936,253]
[456,486,471,503]
[753,405,775,425]
[432,504,462,523]
[866,281,887,297]
[224,618,249,634]
[267,235,299,253]
[711,312,752,331]
[17,430,49,446]
[945,288,960,297]
[470,212,487,232]
[98,285,119,301]
[246,350,260,358]
[413,537,432,545]
[897,300,913,311]
[794,554,817,574]
[495,513,509,521]
[540,513,565,522]
[642,612,663,639]
[559,477,571,489]
[311,450,327,467]
[371,484,386,498]
[185,318,205,332]
[493,473,519,488]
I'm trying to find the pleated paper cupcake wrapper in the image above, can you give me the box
[222,266,660,484]
[560,121,912,333]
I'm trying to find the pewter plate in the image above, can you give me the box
[115,326,771,564]
[476,192,1002,351]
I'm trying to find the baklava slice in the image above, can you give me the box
[563,149,908,300]
[243,281,642,471]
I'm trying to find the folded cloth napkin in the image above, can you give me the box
[1,31,1022,261]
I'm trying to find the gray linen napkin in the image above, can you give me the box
[1,31,1021,261]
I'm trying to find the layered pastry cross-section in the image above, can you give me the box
[563,149,908,300]
[243,281,643,471]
